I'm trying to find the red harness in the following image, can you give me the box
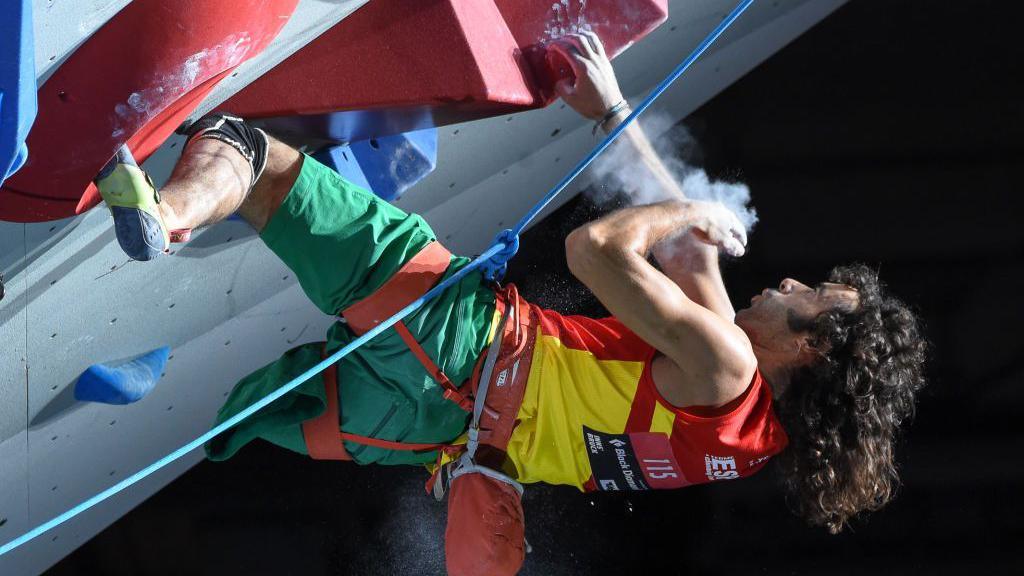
[300,241,534,463]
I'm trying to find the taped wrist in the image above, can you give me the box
[178,112,269,191]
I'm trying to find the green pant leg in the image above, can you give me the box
[205,342,325,461]
[260,154,435,315]
[208,154,496,465]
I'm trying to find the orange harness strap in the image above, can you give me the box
[392,321,473,411]
[343,240,471,410]
[302,356,353,460]
[303,241,469,460]
[303,354,451,460]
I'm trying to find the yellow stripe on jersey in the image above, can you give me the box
[650,398,677,436]
[506,330,647,489]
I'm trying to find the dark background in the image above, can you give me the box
[49,0,1024,574]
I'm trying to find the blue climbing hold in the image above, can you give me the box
[351,128,437,201]
[0,0,37,185]
[74,347,171,405]
[315,128,438,202]
[313,142,374,192]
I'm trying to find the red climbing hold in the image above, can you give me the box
[225,0,667,143]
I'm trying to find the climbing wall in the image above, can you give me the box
[0,0,847,574]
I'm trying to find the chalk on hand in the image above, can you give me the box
[74,347,170,405]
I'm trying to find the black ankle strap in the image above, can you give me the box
[179,112,269,191]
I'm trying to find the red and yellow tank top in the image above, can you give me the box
[505,305,789,492]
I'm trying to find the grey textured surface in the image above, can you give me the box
[0,0,845,573]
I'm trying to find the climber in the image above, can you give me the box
[94,31,926,575]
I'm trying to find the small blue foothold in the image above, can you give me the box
[74,347,170,405]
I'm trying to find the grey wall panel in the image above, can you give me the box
[0,433,36,576]
[1,224,28,443]
[0,226,30,575]
[33,0,133,84]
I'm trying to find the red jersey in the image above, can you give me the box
[504,305,789,492]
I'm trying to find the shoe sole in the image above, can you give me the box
[110,206,168,261]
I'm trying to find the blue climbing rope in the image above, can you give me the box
[0,0,754,556]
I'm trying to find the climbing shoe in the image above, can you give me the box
[95,147,170,262]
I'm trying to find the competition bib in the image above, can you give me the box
[583,426,688,491]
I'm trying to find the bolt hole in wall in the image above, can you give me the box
[0,517,6,528]
[369,139,380,149]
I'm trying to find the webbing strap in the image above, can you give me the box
[465,305,511,460]
[0,0,756,555]
[302,357,352,460]
[339,432,447,453]
[342,241,452,334]
[304,348,450,460]
[449,457,524,497]
[393,321,472,411]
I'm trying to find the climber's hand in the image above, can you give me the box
[548,31,625,121]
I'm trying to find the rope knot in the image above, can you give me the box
[481,229,519,282]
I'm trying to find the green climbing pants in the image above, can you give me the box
[204,154,497,466]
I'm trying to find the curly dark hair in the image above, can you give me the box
[774,264,927,534]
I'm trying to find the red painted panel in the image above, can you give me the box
[226,0,667,142]
[224,0,534,135]
[0,0,299,223]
